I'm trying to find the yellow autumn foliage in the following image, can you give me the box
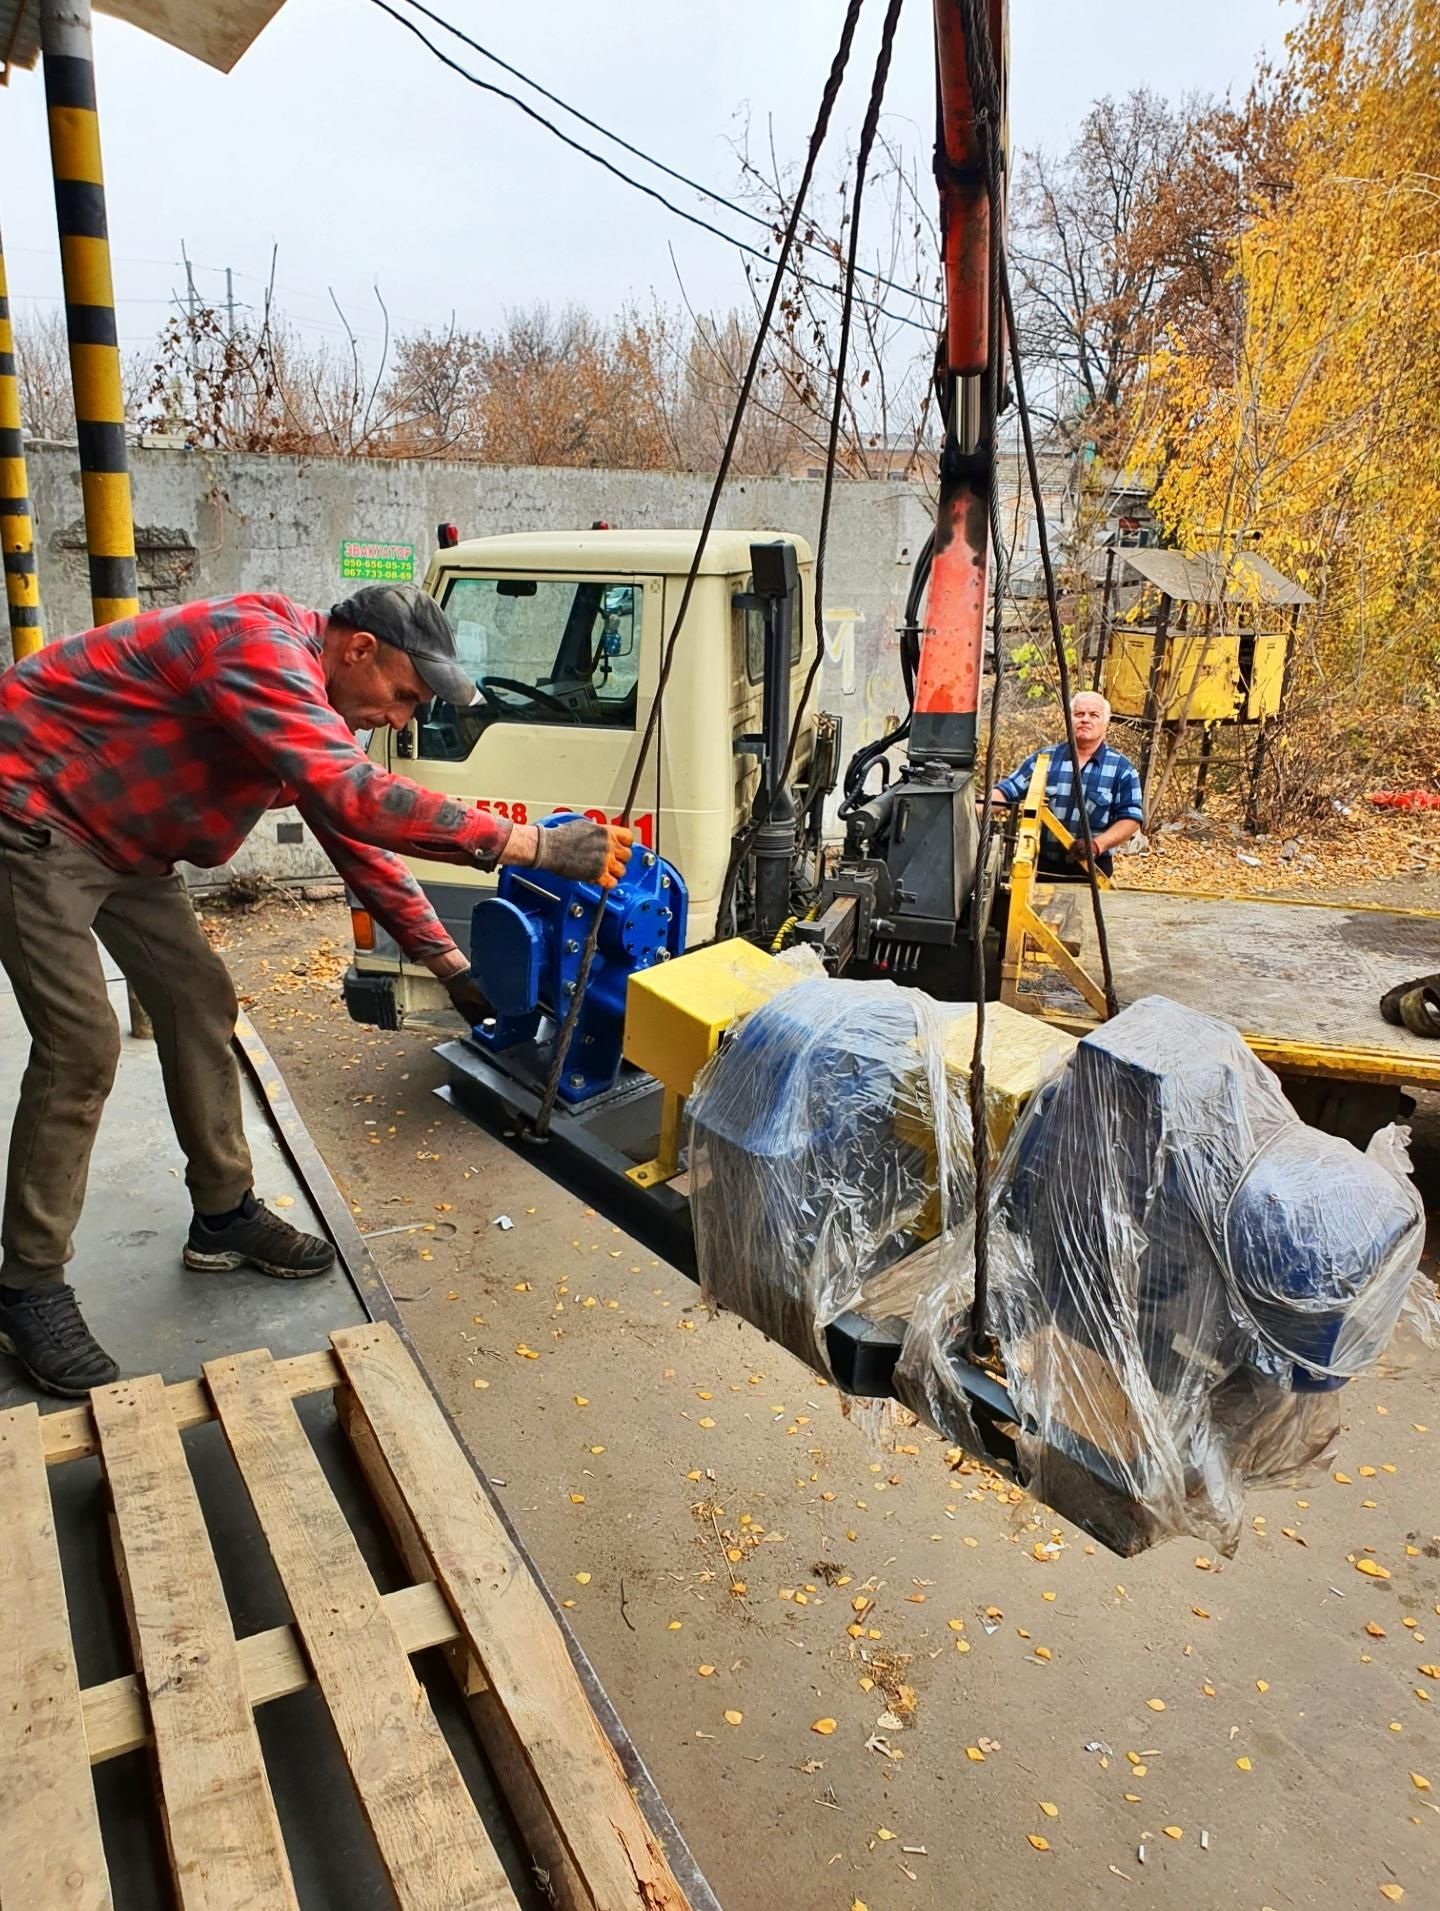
[1136,0,1440,700]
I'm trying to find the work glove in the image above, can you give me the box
[444,973,495,1026]
[532,818,635,890]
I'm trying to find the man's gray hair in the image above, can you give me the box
[1072,690,1111,718]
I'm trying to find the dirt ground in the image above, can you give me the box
[219,894,1440,1911]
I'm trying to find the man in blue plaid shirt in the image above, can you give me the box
[991,691,1144,877]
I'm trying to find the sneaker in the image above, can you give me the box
[183,1193,336,1280]
[0,1283,121,1398]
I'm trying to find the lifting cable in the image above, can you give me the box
[527,0,871,1140]
[956,0,1117,1356]
[714,0,906,941]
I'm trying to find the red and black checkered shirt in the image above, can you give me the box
[0,592,506,961]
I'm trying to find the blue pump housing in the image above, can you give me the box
[467,821,687,1106]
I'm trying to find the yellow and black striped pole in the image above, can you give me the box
[41,0,137,628]
[0,225,44,660]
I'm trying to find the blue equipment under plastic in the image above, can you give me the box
[1003,999,1421,1396]
[468,824,687,1106]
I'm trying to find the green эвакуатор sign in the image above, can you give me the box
[339,539,415,582]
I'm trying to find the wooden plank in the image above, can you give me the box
[80,1579,460,1767]
[336,1389,586,1911]
[0,1405,113,1911]
[331,1323,691,1911]
[203,1349,518,1911]
[91,1373,298,1911]
[42,1348,341,1468]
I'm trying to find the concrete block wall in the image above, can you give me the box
[17,443,934,884]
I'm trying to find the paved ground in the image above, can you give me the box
[220,896,1440,1911]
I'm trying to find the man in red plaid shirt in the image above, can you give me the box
[0,584,632,1396]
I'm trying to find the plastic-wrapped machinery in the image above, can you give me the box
[903,995,1430,1550]
[691,978,1432,1552]
[687,977,974,1377]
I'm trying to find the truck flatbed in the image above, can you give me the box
[1060,887,1440,1088]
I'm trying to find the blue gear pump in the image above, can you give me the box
[467,818,688,1106]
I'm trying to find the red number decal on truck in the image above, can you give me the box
[470,800,653,848]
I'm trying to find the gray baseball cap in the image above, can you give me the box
[330,583,479,707]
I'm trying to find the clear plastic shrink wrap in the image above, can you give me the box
[899,995,1431,1551]
[687,977,974,1376]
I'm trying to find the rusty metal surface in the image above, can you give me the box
[1121,548,1315,607]
[1090,890,1440,1077]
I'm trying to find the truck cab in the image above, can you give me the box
[344,527,821,1029]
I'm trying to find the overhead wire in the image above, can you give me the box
[526,0,872,1141]
[367,0,932,336]
[391,0,943,314]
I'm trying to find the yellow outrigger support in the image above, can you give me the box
[999,752,1111,1020]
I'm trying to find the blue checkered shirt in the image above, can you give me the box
[996,739,1144,872]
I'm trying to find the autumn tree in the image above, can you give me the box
[1010,89,1188,450]
[1136,0,1440,706]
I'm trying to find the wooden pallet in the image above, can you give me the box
[0,1322,690,1911]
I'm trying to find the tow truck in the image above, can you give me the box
[338,1,1439,1556]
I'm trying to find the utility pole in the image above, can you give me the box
[225,265,235,339]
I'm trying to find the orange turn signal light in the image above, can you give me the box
[350,907,375,952]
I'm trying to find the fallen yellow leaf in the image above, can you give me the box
[1194,1556,1213,1571]
[1039,1801,1059,1817]
[811,1718,838,1736]
[1366,1623,1388,1639]
[569,1492,586,1504]
[574,1395,589,1407]
[1380,1886,1404,1903]
[1124,1792,1141,1803]
[1192,1606,1211,1619]
[697,1665,715,1676]
[965,1746,985,1762]
[851,1595,872,1613]
[1256,1680,1270,1693]
[1334,1472,1353,1484]
[472,1378,489,1390]
[1411,1773,1431,1791]
[1034,1647,1053,1662]
[574,1572,591,1585]
[1026,1834,1050,1851]
[876,1828,895,1841]
[698,1417,716,1429]
[948,1618,966,1632]
[1236,1756,1253,1771]
[515,1345,540,1360]
[1358,1465,1378,1477]
[1356,1559,1392,1580]
[1145,1698,1167,1712]
[1202,1682,1217,1697]
[724,1710,743,1726]
[1163,1826,1183,1841]
[1419,1666,1440,1679]
[668,1620,682,1631]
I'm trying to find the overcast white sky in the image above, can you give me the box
[0,0,1296,355]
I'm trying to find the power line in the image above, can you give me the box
[367,0,934,336]
[392,0,943,315]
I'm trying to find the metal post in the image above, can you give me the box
[1091,544,1115,693]
[0,223,45,660]
[41,0,138,627]
[42,0,149,1038]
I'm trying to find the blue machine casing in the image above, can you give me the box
[467,822,688,1106]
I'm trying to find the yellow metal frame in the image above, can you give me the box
[999,753,1111,1019]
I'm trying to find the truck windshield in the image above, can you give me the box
[416,575,639,760]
